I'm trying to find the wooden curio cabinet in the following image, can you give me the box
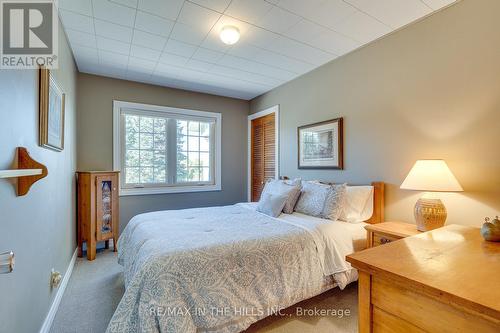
[77,171,119,260]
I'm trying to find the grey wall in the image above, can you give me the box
[250,0,500,227]
[0,21,78,333]
[77,74,249,228]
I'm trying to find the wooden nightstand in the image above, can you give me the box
[365,222,421,248]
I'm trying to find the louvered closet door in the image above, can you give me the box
[251,113,275,202]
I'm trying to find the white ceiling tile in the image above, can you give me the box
[156,63,202,80]
[345,0,431,29]
[225,0,273,24]
[96,36,130,55]
[99,50,129,67]
[95,19,133,43]
[226,42,261,59]
[309,0,358,28]
[132,30,167,51]
[110,0,138,8]
[271,36,331,65]
[164,39,198,57]
[127,57,157,72]
[309,30,360,55]
[199,32,231,52]
[330,11,391,44]
[177,2,221,31]
[130,45,161,61]
[137,0,184,21]
[192,47,224,64]
[277,0,327,20]
[127,70,154,83]
[217,54,296,81]
[159,52,189,66]
[421,0,456,10]
[189,0,232,12]
[92,0,136,27]
[243,61,297,81]
[66,29,97,48]
[257,6,301,33]
[244,26,280,49]
[93,63,128,78]
[170,22,209,45]
[284,19,326,43]
[72,45,99,63]
[135,11,174,37]
[210,64,282,86]
[59,0,92,15]
[75,59,96,73]
[254,49,314,73]
[59,10,94,34]
[185,59,214,72]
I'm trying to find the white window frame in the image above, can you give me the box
[113,100,222,196]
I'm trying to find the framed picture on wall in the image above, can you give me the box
[298,117,343,169]
[39,67,65,151]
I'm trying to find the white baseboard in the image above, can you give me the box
[39,248,78,333]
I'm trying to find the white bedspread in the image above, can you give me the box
[106,203,365,333]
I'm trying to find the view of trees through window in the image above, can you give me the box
[123,114,212,186]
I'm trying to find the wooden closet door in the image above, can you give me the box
[251,113,275,202]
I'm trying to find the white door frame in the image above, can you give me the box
[247,105,279,201]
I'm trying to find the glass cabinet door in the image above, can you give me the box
[95,175,117,241]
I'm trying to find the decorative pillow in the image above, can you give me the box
[257,193,288,217]
[294,181,331,217]
[339,186,374,223]
[260,179,302,214]
[322,183,347,220]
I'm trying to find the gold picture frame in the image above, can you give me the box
[39,67,65,151]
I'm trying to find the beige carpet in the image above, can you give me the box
[50,250,358,333]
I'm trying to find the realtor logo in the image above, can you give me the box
[1,0,58,69]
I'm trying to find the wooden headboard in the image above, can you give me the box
[365,182,385,224]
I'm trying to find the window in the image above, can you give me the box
[113,101,221,196]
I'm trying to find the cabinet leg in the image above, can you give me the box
[113,237,118,252]
[105,240,109,249]
[77,242,83,258]
[87,239,96,261]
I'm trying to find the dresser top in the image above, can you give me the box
[347,225,500,319]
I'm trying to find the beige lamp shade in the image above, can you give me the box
[400,160,463,192]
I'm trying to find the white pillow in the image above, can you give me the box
[260,179,301,214]
[257,193,288,217]
[339,186,374,223]
[294,181,331,217]
[322,183,347,220]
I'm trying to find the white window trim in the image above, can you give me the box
[113,100,222,196]
[247,105,280,201]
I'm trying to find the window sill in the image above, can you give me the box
[119,184,222,196]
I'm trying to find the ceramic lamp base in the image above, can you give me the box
[414,197,447,231]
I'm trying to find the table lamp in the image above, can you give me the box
[400,160,463,231]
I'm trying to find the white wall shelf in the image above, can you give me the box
[0,169,43,179]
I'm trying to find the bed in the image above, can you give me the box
[106,182,384,333]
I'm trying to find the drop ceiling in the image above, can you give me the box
[59,0,456,100]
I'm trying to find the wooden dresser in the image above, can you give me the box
[77,171,119,260]
[347,225,500,333]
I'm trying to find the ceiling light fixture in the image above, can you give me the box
[220,25,240,45]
